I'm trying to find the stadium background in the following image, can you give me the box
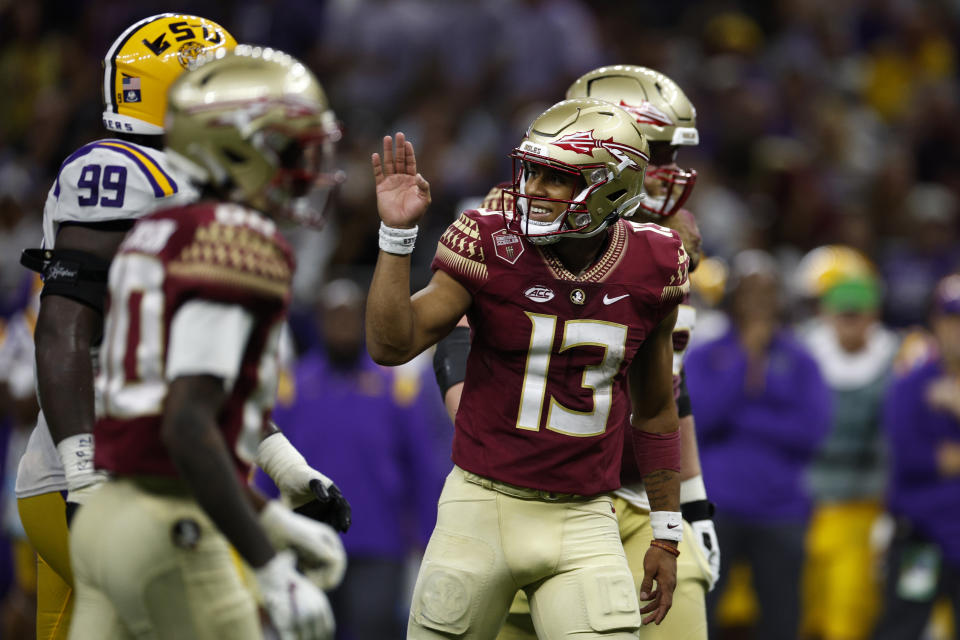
[0,0,957,638]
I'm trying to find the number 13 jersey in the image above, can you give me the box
[431,209,689,496]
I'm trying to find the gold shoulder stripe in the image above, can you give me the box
[436,242,488,282]
[99,142,176,197]
[661,281,690,304]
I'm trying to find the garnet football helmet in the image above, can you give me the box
[164,46,342,226]
[504,98,649,245]
[566,65,698,217]
[102,14,236,136]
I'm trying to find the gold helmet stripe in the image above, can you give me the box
[103,13,172,117]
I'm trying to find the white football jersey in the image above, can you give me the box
[16,138,197,499]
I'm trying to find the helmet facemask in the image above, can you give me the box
[634,142,697,218]
[504,145,646,245]
[255,117,344,228]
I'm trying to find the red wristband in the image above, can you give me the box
[631,429,681,476]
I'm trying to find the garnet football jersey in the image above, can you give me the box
[431,209,688,495]
[94,202,294,479]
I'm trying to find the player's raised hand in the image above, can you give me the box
[372,132,430,228]
[638,543,678,625]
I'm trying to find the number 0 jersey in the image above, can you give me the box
[94,202,294,479]
[16,139,197,499]
[432,209,688,496]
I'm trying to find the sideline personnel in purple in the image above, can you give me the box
[256,279,449,640]
[871,273,960,640]
[685,250,831,639]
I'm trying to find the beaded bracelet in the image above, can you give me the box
[650,539,681,557]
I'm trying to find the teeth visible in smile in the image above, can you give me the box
[530,206,553,215]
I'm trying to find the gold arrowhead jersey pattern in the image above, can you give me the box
[167,220,291,299]
[660,245,691,304]
[436,213,488,282]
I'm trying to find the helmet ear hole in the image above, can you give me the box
[606,189,627,202]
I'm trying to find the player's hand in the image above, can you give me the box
[638,543,678,625]
[372,132,431,228]
[256,432,351,532]
[690,519,720,590]
[256,550,335,640]
[260,501,347,591]
[294,479,352,534]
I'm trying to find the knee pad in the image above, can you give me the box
[409,530,500,637]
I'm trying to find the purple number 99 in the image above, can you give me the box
[76,165,127,208]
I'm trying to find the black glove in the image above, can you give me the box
[293,479,352,533]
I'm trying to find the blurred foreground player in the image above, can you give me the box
[68,46,346,639]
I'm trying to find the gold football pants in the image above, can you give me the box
[18,492,73,640]
[68,478,261,640]
[408,466,641,640]
[497,496,712,640]
[802,501,882,640]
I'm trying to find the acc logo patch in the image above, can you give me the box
[524,285,555,303]
[492,229,524,264]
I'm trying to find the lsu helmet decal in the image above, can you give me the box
[102,14,236,135]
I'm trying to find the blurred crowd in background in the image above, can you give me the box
[0,0,958,638]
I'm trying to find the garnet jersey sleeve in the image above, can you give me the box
[623,220,690,314]
[430,210,492,295]
[41,139,197,248]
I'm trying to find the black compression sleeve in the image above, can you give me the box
[433,326,471,396]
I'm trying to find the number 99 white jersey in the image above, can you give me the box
[15,138,197,500]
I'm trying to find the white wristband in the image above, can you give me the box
[650,510,684,542]
[680,475,708,504]
[378,222,418,255]
[56,433,102,491]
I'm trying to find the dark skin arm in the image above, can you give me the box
[35,225,128,445]
[627,306,681,625]
[161,374,274,568]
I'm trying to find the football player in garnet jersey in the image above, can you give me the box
[367,98,689,639]
[66,47,344,640]
[436,67,716,640]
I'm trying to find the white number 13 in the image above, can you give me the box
[516,313,628,436]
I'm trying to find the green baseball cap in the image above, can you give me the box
[821,277,880,313]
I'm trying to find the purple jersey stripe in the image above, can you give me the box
[92,142,166,197]
[53,142,103,198]
[102,140,179,193]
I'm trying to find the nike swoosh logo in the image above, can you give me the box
[602,293,629,305]
[667,523,679,529]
